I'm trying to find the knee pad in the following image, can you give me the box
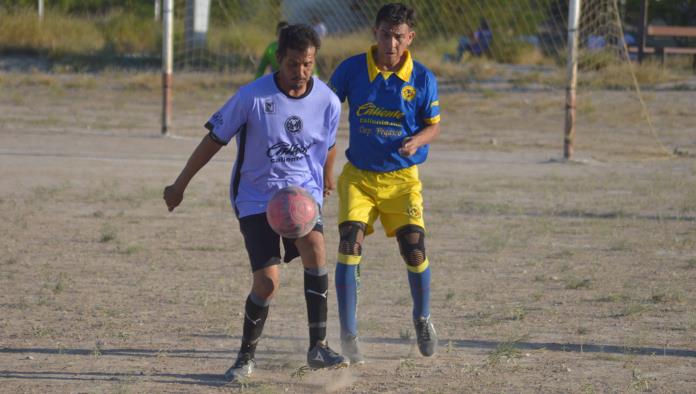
[397,225,426,267]
[338,221,365,257]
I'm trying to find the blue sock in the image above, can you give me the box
[408,265,431,320]
[335,262,359,338]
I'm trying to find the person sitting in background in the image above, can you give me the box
[311,16,328,39]
[456,18,493,61]
[255,21,289,79]
[587,34,607,51]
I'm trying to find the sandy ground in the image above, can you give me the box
[1,72,695,393]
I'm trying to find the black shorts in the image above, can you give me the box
[239,212,323,272]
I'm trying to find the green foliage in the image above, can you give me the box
[0,0,153,16]
[0,8,104,55]
[102,12,160,54]
[0,7,159,57]
[211,0,281,28]
[358,0,553,38]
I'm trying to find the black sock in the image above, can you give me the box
[304,267,328,348]
[240,294,269,358]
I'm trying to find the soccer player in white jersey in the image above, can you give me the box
[163,24,347,382]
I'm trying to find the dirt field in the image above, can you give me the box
[1,71,695,393]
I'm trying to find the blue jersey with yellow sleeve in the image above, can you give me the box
[329,46,440,172]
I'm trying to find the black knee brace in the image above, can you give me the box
[396,225,426,267]
[338,221,365,256]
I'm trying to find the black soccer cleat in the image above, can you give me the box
[414,315,438,357]
[224,352,255,382]
[307,340,349,369]
[341,334,365,365]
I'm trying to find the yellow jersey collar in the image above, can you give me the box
[366,45,413,83]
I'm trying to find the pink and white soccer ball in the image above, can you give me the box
[266,186,319,239]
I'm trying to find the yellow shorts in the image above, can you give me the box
[337,162,425,237]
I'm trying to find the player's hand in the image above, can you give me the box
[163,184,184,212]
[323,175,336,197]
[398,136,419,157]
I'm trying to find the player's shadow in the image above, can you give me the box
[2,336,694,387]
[192,334,696,358]
[362,337,696,358]
[0,370,229,387]
[0,345,294,387]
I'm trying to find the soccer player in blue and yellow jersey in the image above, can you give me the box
[329,3,440,363]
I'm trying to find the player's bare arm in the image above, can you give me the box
[323,145,337,197]
[163,135,223,211]
[398,122,440,157]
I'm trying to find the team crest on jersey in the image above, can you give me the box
[401,85,416,102]
[407,204,422,219]
[284,116,303,134]
[264,100,275,114]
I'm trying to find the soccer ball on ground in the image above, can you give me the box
[266,186,319,239]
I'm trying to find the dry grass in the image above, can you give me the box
[1,74,694,394]
[0,8,104,55]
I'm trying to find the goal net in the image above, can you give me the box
[168,0,676,159]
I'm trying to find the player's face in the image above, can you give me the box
[277,47,316,92]
[373,22,415,68]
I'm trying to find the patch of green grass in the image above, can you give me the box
[565,277,592,290]
[99,224,117,243]
[650,290,685,304]
[445,290,456,302]
[685,259,696,270]
[470,311,498,327]
[629,369,653,392]
[290,365,309,380]
[509,306,527,321]
[31,325,55,338]
[52,273,67,294]
[594,293,631,303]
[533,274,547,282]
[486,339,522,367]
[579,383,596,394]
[114,331,130,341]
[396,358,416,373]
[610,304,647,318]
[446,340,455,354]
[479,88,500,99]
[91,342,102,357]
[118,244,142,255]
[399,327,412,340]
[608,240,631,251]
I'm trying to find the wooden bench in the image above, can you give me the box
[635,25,696,68]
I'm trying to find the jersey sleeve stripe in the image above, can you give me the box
[423,115,441,125]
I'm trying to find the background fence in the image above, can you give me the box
[1,0,694,158]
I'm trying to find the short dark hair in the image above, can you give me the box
[375,3,416,29]
[276,21,289,35]
[277,24,321,59]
